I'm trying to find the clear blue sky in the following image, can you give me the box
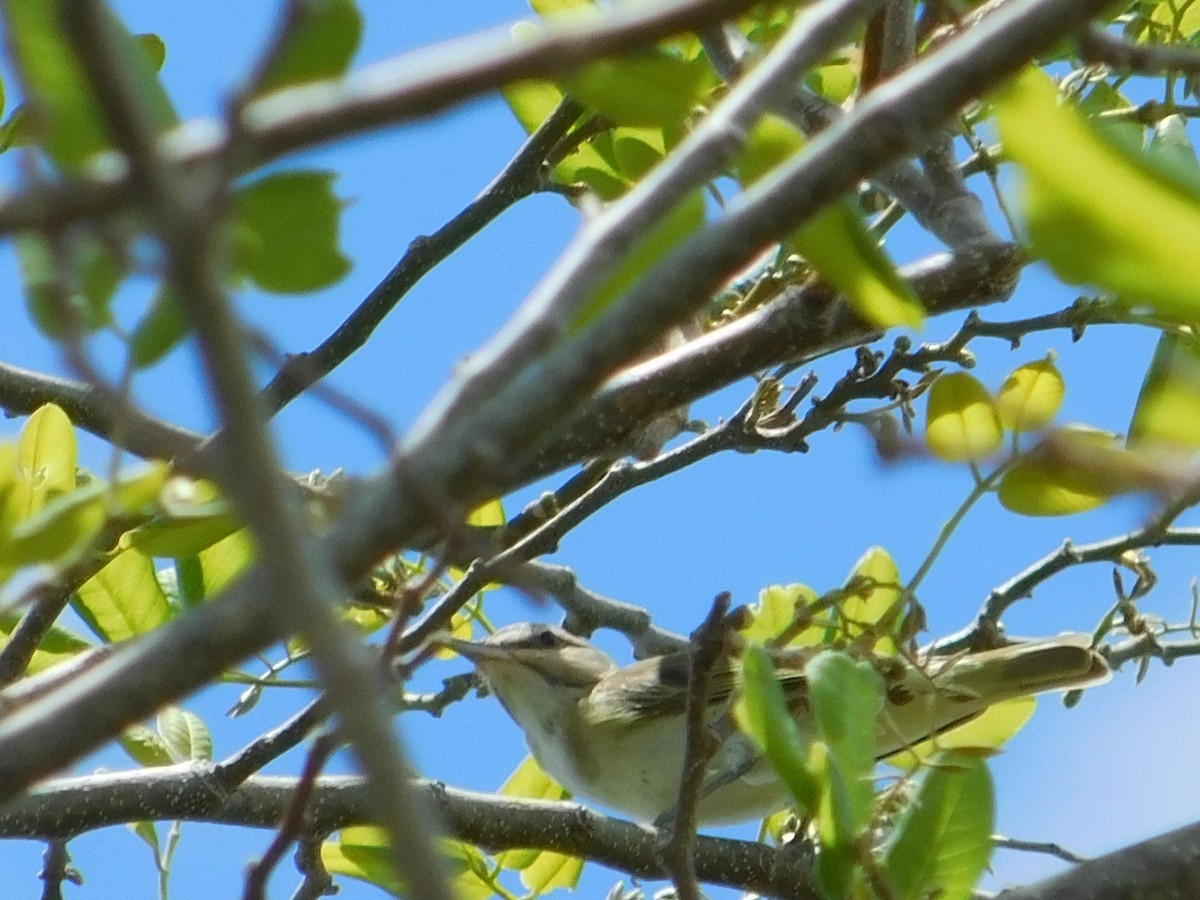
[0,3,1195,897]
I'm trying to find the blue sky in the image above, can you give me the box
[1,2,1197,897]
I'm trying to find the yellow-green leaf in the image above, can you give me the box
[741,583,821,646]
[196,528,255,597]
[996,67,1200,320]
[157,706,212,762]
[925,372,1003,462]
[74,548,172,642]
[1129,330,1200,449]
[0,611,89,676]
[17,403,76,515]
[995,355,1064,431]
[997,427,1121,516]
[495,757,582,892]
[842,546,902,652]
[885,697,1035,770]
[119,722,174,768]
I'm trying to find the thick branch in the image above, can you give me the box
[0,769,820,899]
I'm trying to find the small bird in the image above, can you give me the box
[451,623,1109,825]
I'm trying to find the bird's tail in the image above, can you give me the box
[877,634,1109,755]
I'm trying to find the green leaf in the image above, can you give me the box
[735,644,819,813]
[571,188,705,329]
[996,67,1200,320]
[157,706,212,762]
[2,0,176,172]
[119,722,175,767]
[232,170,351,293]
[0,611,90,676]
[124,479,240,559]
[18,233,122,337]
[130,285,189,368]
[925,372,1003,462]
[794,199,924,329]
[564,50,710,127]
[881,753,995,900]
[256,0,362,92]
[1129,330,1200,449]
[808,651,882,898]
[997,426,1121,516]
[734,115,921,328]
[995,355,1065,432]
[74,548,173,642]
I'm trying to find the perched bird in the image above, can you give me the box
[451,622,1110,825]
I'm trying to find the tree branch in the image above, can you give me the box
[0,0,1113,809]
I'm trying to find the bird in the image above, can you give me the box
[450,622,1110,825]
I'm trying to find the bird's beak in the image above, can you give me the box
[438,636,509,665]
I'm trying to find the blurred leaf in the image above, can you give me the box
[925,372,1003,462]
[257,0,362,92]
[571,188,705,329]
[808,651,881,897]
[998,426,1121,516]
[0,611,89,676]
[881,753,995,900]
[232,170,350,294]
[322,828,403,895]
[119,722,175,767]
[2,0,175,171]
[611,125,666,179]
[996,67,1200,321]
[0,442,161,569]
[136,33,166,72]
[0,105,29,152]
[806,57,857,104]
[735,114,921,328]
[736,644,819,812]
[323,828,496,900]
[18,233,122,337]
[130,285,188,368]
[496,758,581,892]
[1129,330,1200,449]
[196,527,255,598]
[885,696,1035,770]
[74,548,173,642]
[565,50,710,127]
[502,77,627,199]
[995,355,1064,432]
[157,706,212,762]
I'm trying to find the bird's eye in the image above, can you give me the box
[536,629,560,648]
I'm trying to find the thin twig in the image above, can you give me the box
[659,593,735,900]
